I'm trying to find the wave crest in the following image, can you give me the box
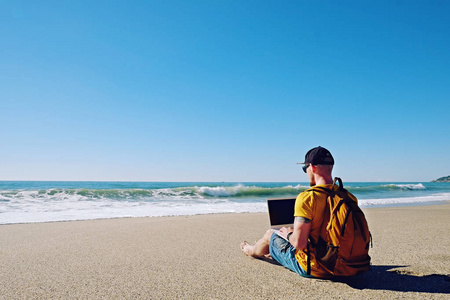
[0,184,309,202]
[197,184,308,197]
[382,183,426,190]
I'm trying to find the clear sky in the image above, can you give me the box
[1,1,449,182]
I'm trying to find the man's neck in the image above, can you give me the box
[314,176,333,186]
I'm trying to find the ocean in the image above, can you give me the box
[1,181,449,225]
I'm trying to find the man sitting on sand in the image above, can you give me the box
[240,146,340,278]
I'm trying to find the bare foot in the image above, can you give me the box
[240,241,255,256]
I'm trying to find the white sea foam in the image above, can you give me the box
[358,193,450,206]
[197,185,245,197]
[1,184,449,225]
[382,183,426,190]
[0,197,268,224]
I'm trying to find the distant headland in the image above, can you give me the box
[432,176,450,182]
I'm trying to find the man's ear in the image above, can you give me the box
[310,164,317,173]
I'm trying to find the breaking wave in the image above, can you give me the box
[0,184,310,203]
[1,181,449,224]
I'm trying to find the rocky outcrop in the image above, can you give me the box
[432,176,450,182]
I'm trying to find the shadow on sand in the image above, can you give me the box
[257,257,449,294]
[334,265,450,294]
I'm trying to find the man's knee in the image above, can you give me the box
[263,229,274,241]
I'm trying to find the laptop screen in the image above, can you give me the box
[267,197,296,227]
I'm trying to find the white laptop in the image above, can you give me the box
[267,197,296,238]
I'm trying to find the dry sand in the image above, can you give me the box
[1,203,449,299]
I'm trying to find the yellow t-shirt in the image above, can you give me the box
[293,184,332,278]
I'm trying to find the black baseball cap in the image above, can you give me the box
[298,146,334,165]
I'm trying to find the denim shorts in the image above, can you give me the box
[269,232,313,277]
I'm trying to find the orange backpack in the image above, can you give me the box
[306,177,372,276]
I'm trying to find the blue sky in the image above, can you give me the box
[1,1,449,182]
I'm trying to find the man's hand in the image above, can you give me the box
[278,226,294,240]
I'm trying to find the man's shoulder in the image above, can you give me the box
[297,185,332,203]
[295,185,330,218]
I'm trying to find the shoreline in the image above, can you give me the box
[1,200,449,226]
[2,181,448,226]
[1,204,449,298]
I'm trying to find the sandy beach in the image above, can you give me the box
[1,203,449,299]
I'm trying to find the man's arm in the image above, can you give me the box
[279,216,311,250]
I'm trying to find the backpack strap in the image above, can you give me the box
[303,179,345,274]
[306,185,335,228]
[305,177,344,194]
[307,178,347,231]
[334,177,344,190]
[306,186,333,199]
[306,243,311,276]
